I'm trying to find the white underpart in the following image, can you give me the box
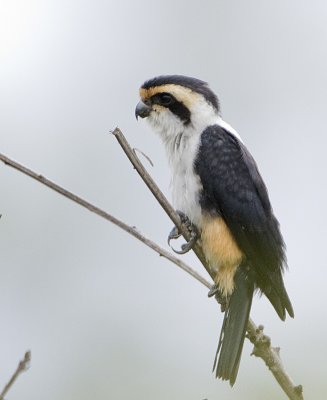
[146,95,242,227]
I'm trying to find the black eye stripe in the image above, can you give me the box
[150,93,190,125]
[168,101,191,125]
[151,93,174,106]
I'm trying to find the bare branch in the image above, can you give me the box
[0,351,31,400]
[0,153,208,287]
[112,127,207,268]
[0,138,303,400]
[112,128,304,400]
[247,324,303,400]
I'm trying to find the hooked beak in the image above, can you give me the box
[135,101,151,120]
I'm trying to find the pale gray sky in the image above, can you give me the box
[0,1,326,399]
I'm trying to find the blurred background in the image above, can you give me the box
[0,1,326,399]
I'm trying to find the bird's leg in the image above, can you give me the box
[168,211,199,254]
[208,284,229,312]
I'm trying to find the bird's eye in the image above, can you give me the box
[159,93,174,106]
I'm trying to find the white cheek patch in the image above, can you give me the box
[147,108,185,143]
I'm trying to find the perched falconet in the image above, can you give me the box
[135,75,293,385]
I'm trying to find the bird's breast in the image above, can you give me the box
[168,134,203,226]
[171,166,203,226]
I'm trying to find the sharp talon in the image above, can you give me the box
[169,233,198,254]
[179,231,198,253]
[170,245,189,255]
[168,226,181,242]
[167,210,199,255]
[167,226,181,250]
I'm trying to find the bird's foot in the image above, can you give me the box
[208,284,229,312]
[168,211,199,254]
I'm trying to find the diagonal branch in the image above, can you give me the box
[0,152,208,288]
[0,139,303,400]
[246,324,303,400]
[112,127,304,400]
[112,127,207,267]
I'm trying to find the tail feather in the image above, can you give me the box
[264,271,294,320]
[213,264,255,386]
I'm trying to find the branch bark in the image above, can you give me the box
[247,324,303,400]
[0,136,303,400]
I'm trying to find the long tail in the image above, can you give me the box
[213,263,255,386]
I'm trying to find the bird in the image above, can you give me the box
[135,75,294,386]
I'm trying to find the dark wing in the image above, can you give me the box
[195,125,293,319]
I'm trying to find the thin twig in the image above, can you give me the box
[133,148,154,167]
[0,144,303,400]
[0,351,31,400]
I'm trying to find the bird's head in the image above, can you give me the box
[135,75,220,140]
